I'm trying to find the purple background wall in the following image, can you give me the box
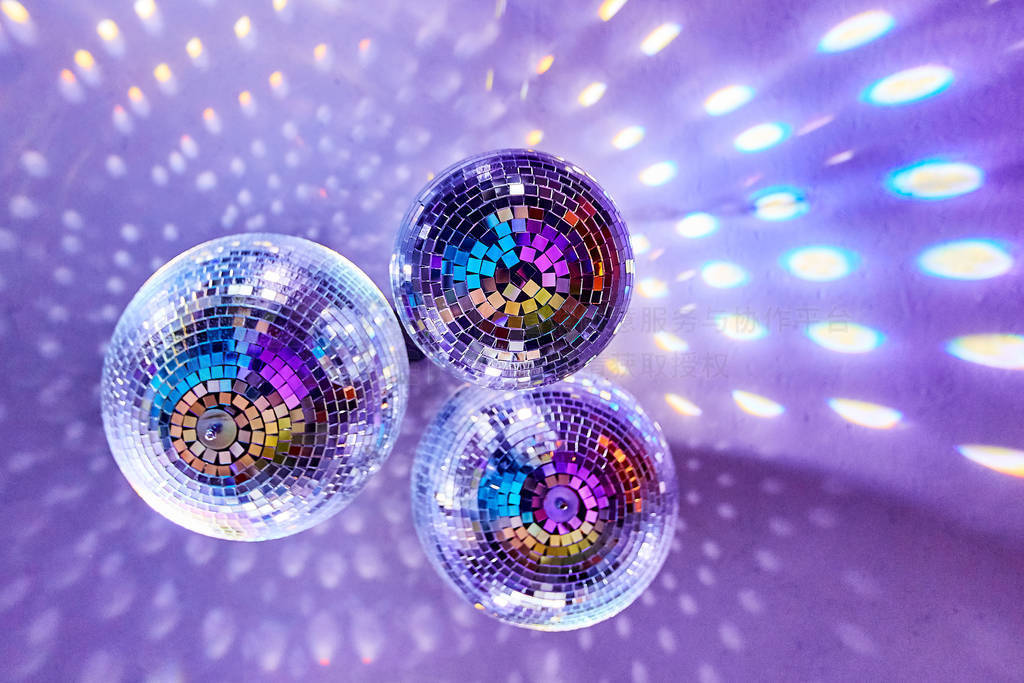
[1,0,1022,681]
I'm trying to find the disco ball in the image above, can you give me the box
[411,373,677,630]
[101,234,409,541]
[391,149,634,389]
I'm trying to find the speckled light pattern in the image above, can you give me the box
[101,234,408,541]
[391,149,633,389]
[412,373,676,630]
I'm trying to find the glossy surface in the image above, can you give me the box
[101,234,408,540]
[412,374,676,630]
[392,149,633,389]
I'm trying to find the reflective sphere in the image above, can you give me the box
[391,149,634,389]
[101,234,409,541]
[412,373,677,630]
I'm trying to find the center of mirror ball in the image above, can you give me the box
[543,485,581,523]
[195,408,238,450]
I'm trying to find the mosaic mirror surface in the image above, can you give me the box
[392,149,633,388]
[412,374,676,630]
[101,233,408,541]
[1,0,1023,681]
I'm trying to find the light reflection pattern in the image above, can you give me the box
[412,374,677,630]
[715,313,768,341]
[0,0,1021,676]
[653,331,688,352]
[863,65,954,106]
[612,125,644,150]
[732,390,785,418]
[917,239,1012,280]
[828,398,903,430]
[958,444,1024,478]
[639,160,677,186]
[666,393,702,416]
[701,260,749,288]
[886,160,984,200]
[783,245,858,281]
[101,234,409,540]
[946,334,1024,370]
[751,187,809,221]
[704,84,755,116]
[641,23,681,56]
[819,10,895,53]
[578,81,607,107]
[637,278,668,298]
[807,321,884,354]
[391,149,633,388]
[676,212,719,238]
[734,122,790,152]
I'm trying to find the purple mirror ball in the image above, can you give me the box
[392,149,633,389]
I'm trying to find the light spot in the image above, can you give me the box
[719,622,744,652]
[9,194,39,220]
[637,278,668,298]
[666,394,702,417]
[56,70,83,103]
[819,10,895,53]
[106,155,127,177]
[886,160,983,200]
[96,21,120,53]
[19,150,48,177]
[731,390,784,418]
[783,245,858,281]
[807,321,883,354]
[641,23,681,56]
[269,70,286,92]
[734,122,789,152]
[578,81,607,107]
[525,129,543,146]
[675,212,718,238]
[639,161,677,186]
[715,313,767,341]
[957,444,1024,478]
[186,37,203,59]
[202,108,220,133]
[234,15,252,40]
[751,187,809,221]
[827,149,855,165]
[797,114,834,136]
[654,332,688,352]
[604,357,629,376]
[196,171,217,191]
[630,234,650,254]
[946,334,1024,369]
[835,622,877,655]
[864,65,954,105]
[704,85,755,116]
[134,0,157,21]
[1,1,30,23]
[535,54,554,74]
[153,62,172,83]
[701,261,748,288]
[917,239,1012,280]
[598,0,628,21]
[239,90,256,116]
[828,398,902,429]
[612,125,645,150]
